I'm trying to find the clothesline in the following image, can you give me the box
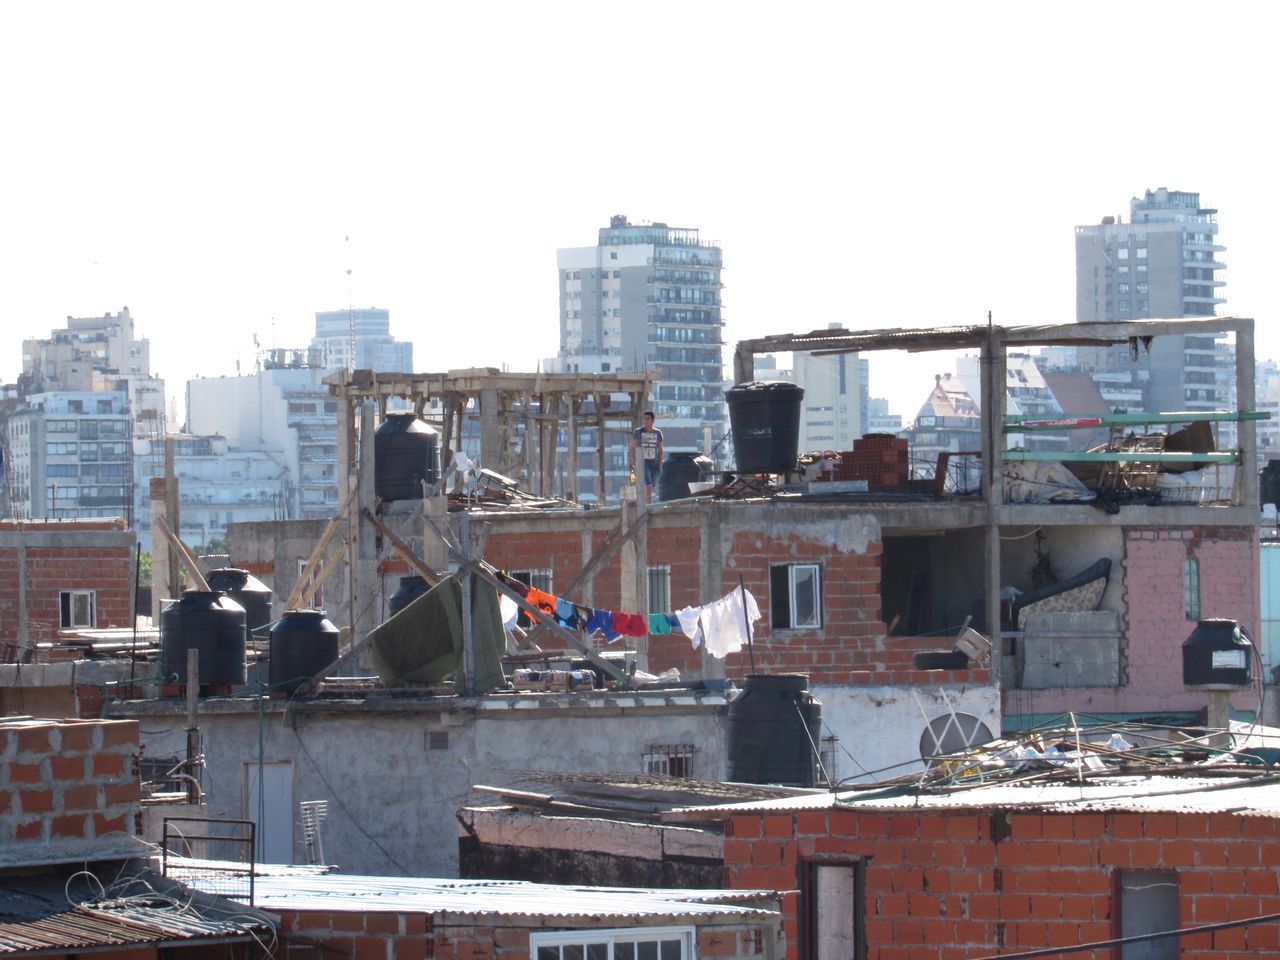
[494,570,762,660]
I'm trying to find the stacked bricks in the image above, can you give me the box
[278,910,433,960]
[725,806,1280,960]
[826,435,910,492]
[0,717,141,853]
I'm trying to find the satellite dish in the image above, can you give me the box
[919,712,992,764]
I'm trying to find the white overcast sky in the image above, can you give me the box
[2,1,1276,424]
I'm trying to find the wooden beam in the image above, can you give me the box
[1003,450,1239,464]
[282,493,354,610]
[154,516,209,591]
[361,508,444,585]
[293,537,349,610]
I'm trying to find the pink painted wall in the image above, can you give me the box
[1011,526,1261,718]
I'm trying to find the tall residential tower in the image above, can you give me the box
[555,216,725,452]
[1074,188,1227,412]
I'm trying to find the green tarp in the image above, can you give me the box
[368,572,506,692]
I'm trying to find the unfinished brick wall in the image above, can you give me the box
[277,910,433,960]
[435,921,779,960]
[0,519,135,652]
[0,717,141,855]
[725,806,1280,960]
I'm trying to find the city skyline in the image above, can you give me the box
[3,3,1277,422]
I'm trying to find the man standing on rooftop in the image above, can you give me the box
[630,410,664,500]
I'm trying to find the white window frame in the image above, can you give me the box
[60,589,96,629]
[530,925,696,960]
[771,562,823,629]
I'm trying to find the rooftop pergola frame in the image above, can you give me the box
[324,367,653,502]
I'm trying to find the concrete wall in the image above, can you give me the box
[118,693,731,877]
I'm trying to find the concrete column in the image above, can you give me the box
[422,492,449,573]
[619,491,649,672]
[164,437,180,599]
[479,389,501,471]
[352,402,378,649]
[337,388,355,634]
[567,395,579,503]
[16,542,27,653]
[1236,321,1258,507]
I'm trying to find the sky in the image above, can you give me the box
[2,2,1278,425]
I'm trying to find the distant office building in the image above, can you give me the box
[556,216,725,452]
[866,397,903,436]
[311,307,413,372]
[1074,188,1226,412]
[21,307,150,391]
[5,392,132,521]
[956,353,1066,452]
[186,349,338,521]
[792,345,869,452]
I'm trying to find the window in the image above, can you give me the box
[770,563,822,629]
[1117,871,1178,959]
[1137,247,1148,259]
[46,464,77,477]
[803,861,864,960]
[1117,248,1129,260]
[609,251,618,260]
[647,564,670,613]
[1185,557,1201,620]
[531,926,694,960]
[643,744,694,778]
[60,590,96,629]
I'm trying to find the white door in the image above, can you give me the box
[243,761,293,863]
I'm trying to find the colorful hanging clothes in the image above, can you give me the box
[611,611,648,638]
[499,572,530,598]
[584,609,620,642]
[665,613,682,634]
[525,587,558,618]
[648,613,671,635]
[554,598,580,629]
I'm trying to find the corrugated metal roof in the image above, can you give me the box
[184,874,782,920]
[0,872,273,955]
[669,775,1280,819]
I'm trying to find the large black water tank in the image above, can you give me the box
[1183,618,1254,689]
[727,674,822,787]
[388,575,431,616]
[375,413,439,502]
[269,609,340,693]
[1262,461,1280,510]
[725,381,804,474]
[657,452,713,502]
[205,568,273,639]
[160,591,247,686]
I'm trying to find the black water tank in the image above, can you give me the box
[725,381,804,474]
[388,575,430,616]
[727,674,822,787]
[206,568,273,639]
[1183,618,1254,689]
[1262,461,1280,509]
[657,452,713,501]
[160,591,247,686]
[375,413,439,502]
[269,609,340,693]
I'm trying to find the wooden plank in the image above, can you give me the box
[155,516,209,591]
[1006,410,1269,431]
[282,493,354,610]
[360,508,444,585]
[1003,450,1240,464]
[293,537,349,609]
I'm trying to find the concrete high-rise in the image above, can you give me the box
[311,307,413,373]
[554,216,725,452]
[1074,188,1226,412]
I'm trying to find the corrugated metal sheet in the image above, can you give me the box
[0,877,272,955]
[185,874,781,920]
[669,775,1280,819]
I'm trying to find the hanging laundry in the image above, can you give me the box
[525,587,558,618]
[648,612,671,635]
[498,572,530,598]
[554,598,581,629]
[675,606,704,649]
[612,611,648,638]
[499,594,519,629]
[701,587,761,659]
[584,608,620,642]
[664,613,681,634]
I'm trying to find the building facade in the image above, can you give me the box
[556,216,726,454]
[793,345,869,452]
[1074,188,1227,413]
[311,307,413,372]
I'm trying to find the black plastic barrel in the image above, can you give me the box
[1262,461,1280,509]
[269,609,340,693]
[725,381,804,474]
[160,590,247,685]
[374,413,439,502]
[206,568,273,640]
[388,575,430,616]
[657,452,712,501]
[1183,618,1253,689]
[726,674,822,787]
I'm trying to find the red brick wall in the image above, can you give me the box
[0,718,141,849]
[0,520,135,650]
[436,922,778,960]
[726,806,1280,960]
[482,513,988,687]
[278,910,432,960]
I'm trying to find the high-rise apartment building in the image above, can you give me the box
[311,308,413,373]
[1074,188,1226,412]
[792,342,869,451]
[555,216,725,452]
